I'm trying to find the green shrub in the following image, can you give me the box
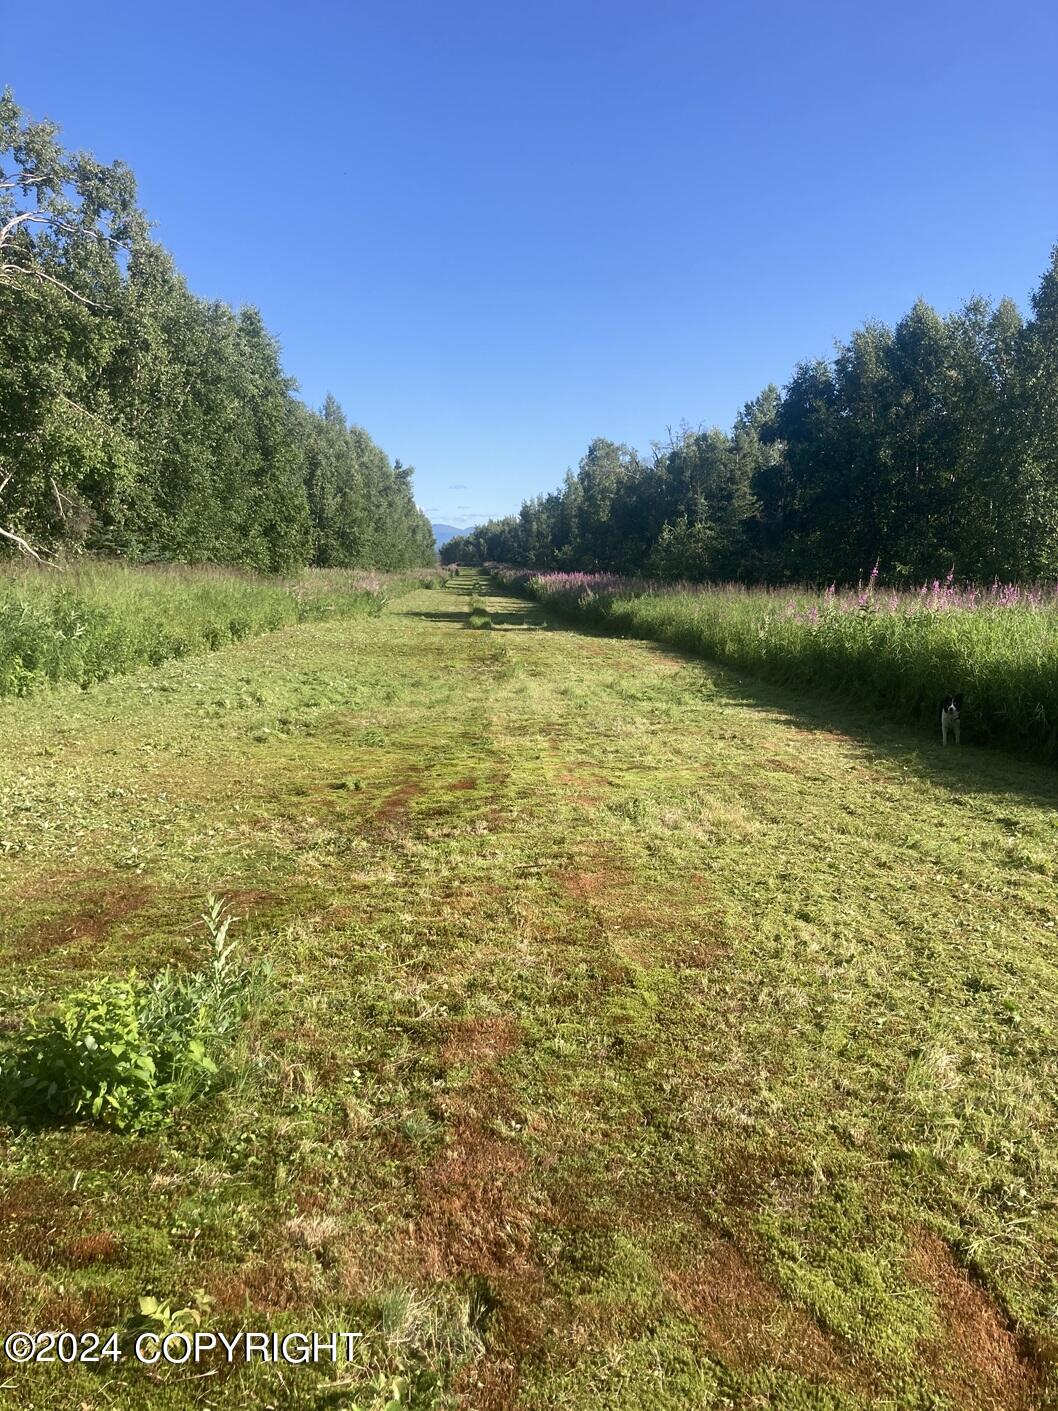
[2,976,163,1129]
[0,897,254,1131]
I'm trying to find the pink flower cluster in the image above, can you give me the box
[491,562,1058,620]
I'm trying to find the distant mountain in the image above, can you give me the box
[431,523,464,548]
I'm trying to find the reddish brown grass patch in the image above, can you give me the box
[16,882,151,956]
[663,1234,853,1385]
[911,1232,1043,1410]
[417,1122,535,1279]
[377,778,425,824]
[554,865,629,903]
[63,1232,123,1267]
[204,1255,320,1314]
[441,1018,521,1067]
[0,1177,73,1264]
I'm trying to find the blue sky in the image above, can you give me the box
[4,1,1057,529]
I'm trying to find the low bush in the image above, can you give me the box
[0,897,255,1130]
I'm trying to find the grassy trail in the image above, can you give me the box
[2,569,1057,1410]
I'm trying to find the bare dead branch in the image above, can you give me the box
[0,263,107,308]
[0,522,48,563]
[0,210,82,246]
[51,477,70,519]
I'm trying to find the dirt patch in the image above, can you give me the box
[911,1232,1043,1409]
[663,1234,853,1385]
[449,776,477,791]
[417,1120,534,1278]
[377,778,425,824]
[16,882,151,956]
[442,1017,521,1067]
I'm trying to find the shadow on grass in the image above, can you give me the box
[640,637,1058,808]
[475,575,1058,808]
[405,608,549,629]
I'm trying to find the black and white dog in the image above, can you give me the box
[940,694,962,746]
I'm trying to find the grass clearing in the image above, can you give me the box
[498,567,1058,759]
[0,569,1056,1408]
[0,561,451,697]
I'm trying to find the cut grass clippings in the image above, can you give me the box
[0,568,1056,1409]
[495,565,1058,759]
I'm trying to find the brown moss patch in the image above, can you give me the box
[33,1286,117,1332]
[0,1177,74,1264]
[662,1234,853,1384]
[215,887,282,914]
[417,1121,534,1278]
[441,1017,521,1067]
[452,1359,522,1411]
[16,882,151,956]
[204,1254,321,1314]
[555,865,629,903]
[911,1232,1043,1410]
[377,778,425,824]
[766,755,806,775]
[62,1232,123,1267]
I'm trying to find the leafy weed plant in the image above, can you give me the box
[0,896,255,1130]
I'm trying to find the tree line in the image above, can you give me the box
[443,248,1058,584]
[0,90,435,572]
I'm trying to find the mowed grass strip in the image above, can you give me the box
[0,571,1056,1409]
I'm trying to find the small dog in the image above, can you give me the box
[940,693,962,746]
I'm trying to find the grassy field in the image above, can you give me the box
[0,561,451,697]
[2,569,1057,1409]
[498,568,1058,759]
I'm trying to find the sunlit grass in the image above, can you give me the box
[0,560,449,696]
[497,566,1058,756]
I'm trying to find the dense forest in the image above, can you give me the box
[0,90,434,571]
[444,248,1058,584]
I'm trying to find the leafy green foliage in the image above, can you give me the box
[125,1289,215,1338]
[2,976,161,1128]
[444,249,1058,586]
[0,89,435,574]
[0,896,252,1129]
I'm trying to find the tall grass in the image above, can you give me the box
[495,566,1058,757]
[0,560,448,697]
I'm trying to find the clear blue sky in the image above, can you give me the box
[4,1,1057,530]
